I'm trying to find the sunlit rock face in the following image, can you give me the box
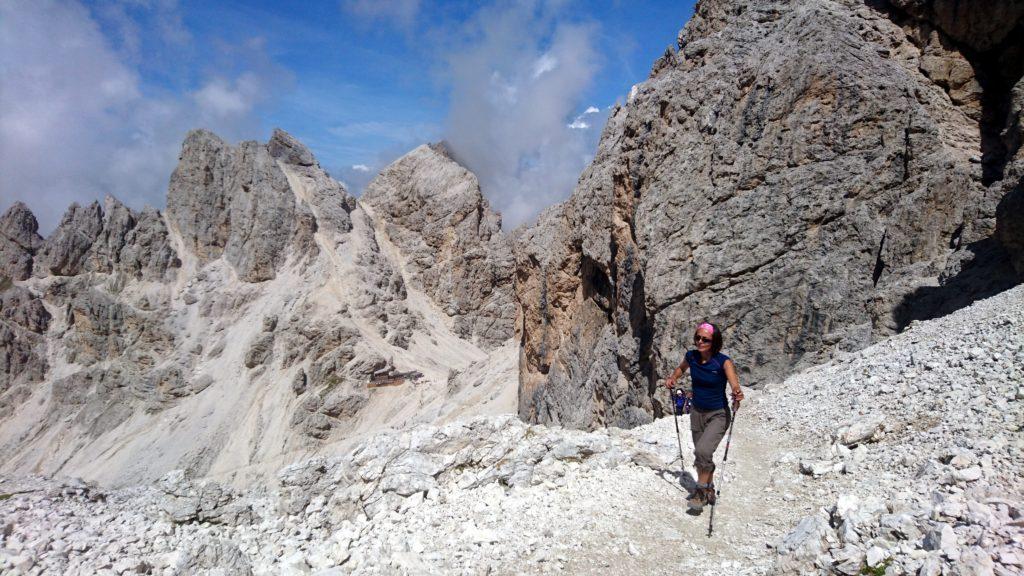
[361,143,515,351]
[514,0,1023,429]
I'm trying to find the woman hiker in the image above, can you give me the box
[663,321,744,511]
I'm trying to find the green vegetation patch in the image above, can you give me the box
[860,558,893,576]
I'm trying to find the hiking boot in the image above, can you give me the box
[703,483,716,506]
[687,486,707,511]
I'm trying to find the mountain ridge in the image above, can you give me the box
[0,127,517,487]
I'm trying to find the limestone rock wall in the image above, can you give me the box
[361,144,515,350]
[515,0,1024,428]
[0,286,50,409]
[167,129,299,282]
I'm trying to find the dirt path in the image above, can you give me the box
[553,406,813,576]
[399,394,822,576]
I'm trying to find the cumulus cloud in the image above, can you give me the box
[193,75,261,117]
[567,104,602,129]
[351,164,370,172]
[442,2,604,229]
[0,0,288,233]
[342,0,420,31]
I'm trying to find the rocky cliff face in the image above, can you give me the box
[361,143,515,350]
[515,0,1024,428]
[166,129,335,282]
[0,129,517,487]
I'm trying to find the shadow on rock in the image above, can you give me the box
[893,238,1020,331]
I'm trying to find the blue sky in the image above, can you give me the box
[0,0,695,232]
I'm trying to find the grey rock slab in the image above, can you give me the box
[775,514,834,569]
[922,523,957,553]
[0,287,51,395]
[954,546,996,576]
[172,538,252,576]
[291,369,307,395]
[839,415,886,446]
[244,333,275,369]
[799,459,835,477]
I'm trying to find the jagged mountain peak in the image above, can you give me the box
[363,142,492,212]
[360,141,515,349]
[0,126,518,486]
[0,201,44,281]
[167,127,355,282]
[0,202,42,249]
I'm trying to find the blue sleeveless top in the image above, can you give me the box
[686,350,730,410]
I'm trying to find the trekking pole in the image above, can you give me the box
[670,387,686,466]
[708,404,738,538]
[707,490,717,537]
[723,403,738,462]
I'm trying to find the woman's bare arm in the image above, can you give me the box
[723,359,744,407]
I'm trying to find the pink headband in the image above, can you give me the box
[697,322,714,334]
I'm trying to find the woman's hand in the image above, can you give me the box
[731,388,744,409]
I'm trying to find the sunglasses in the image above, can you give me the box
[693,336,712,344]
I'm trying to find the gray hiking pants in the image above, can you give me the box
[690,407,729,473]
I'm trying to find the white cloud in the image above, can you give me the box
[342,0,420,30]
[442,2,604,228]
[96,0,191,63]
[0,0,287,233]
[194,79,250,117]
[531,53,558,79]
[193,73,263,119]
[567,104,603,130]
[352,164,370,172]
